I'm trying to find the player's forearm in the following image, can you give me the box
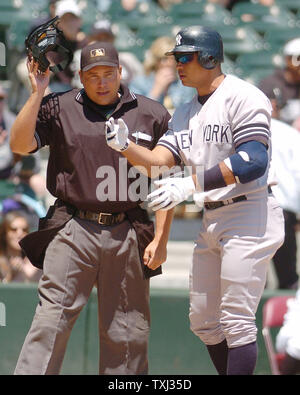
[122,142,173,178]
[10,91,43,154]
[192,141,269,192]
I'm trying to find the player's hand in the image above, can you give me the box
[27,58,50,95]
[147,175,195,211]
[105,117,130,152]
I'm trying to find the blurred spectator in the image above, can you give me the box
[276,289,300,374]
[129,36,196,110]
[0,85,17,180]
[71,19,143,87]
[259,38,300,125]
[156,0,183,10]
[121,0,140,10]
[49,0,84,93]
[29,0,58,30]
[16,0,83,98]
[13,153,47,207]
[55,0,83,44]
[269,117,300,290]
[258,0,275,5]
[0,85,47,228]
[13,1,57,109]
[0,211,41,283]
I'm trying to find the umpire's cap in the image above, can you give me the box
[165,25,224,69]
[80,41,119,71]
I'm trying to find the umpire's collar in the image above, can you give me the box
[74,83,137,110]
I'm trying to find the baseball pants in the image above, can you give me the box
[14,217,150,375]
[190,191,284,348]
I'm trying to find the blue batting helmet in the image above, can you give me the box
[165,25,224,70]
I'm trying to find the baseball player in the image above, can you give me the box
[10,41,174,375]
[105,26,285,375]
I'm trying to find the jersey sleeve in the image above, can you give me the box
[34,93,58,149]
[156,128,182,165]
[229,88,272,149]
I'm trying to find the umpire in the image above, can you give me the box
[10,41,173,375]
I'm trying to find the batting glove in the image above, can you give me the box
[147,175,196,211]
[105,117,130,152]
[193,191,205,209]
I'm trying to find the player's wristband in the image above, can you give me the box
[203,164,226,192]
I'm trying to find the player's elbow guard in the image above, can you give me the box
[224,141,268,184]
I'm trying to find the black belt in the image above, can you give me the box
[204,195,247,210]
[75,210,126,225]
[204,186,272,211]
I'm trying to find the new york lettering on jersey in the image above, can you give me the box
[176,129,193,150]
[203,124,230,143]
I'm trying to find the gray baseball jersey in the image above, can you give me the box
[157,74,274,201]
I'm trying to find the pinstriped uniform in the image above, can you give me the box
[156,74,285,347]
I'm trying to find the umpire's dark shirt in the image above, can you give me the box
[34,84,171,213]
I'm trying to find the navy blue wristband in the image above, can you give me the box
[203,164,226,192]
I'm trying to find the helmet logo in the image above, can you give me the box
[176,34,182,46]
[90,48,105,58]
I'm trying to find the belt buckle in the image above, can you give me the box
[98,212,111,225]
[223,198,233,206]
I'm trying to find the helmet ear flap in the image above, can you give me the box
[198,53,217,70]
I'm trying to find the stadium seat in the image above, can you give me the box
[136,24,179,53]
[236,51,284,71]
[262,295,295,375]
[169,1,235,25]
[80,2,99,29]
[275,0,300,13]
[0,0,21,9]
[215,25,268,57]
[7,14,36,51]
[264,27,300,52]
[112,23,144,61]
[107,0,167,31]
[232,2,297,34]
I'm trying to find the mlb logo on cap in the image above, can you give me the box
[90,48,105,58]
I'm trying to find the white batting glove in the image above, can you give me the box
[147,175,195,211]
[105,117,130,152]
[193,191,205,209]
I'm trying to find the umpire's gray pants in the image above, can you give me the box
[14,217,150,375]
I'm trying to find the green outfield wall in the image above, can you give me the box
[0,284,295,375]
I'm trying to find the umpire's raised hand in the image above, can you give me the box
[27,58,50,95]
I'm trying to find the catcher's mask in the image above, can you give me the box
[25,16,73,73]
